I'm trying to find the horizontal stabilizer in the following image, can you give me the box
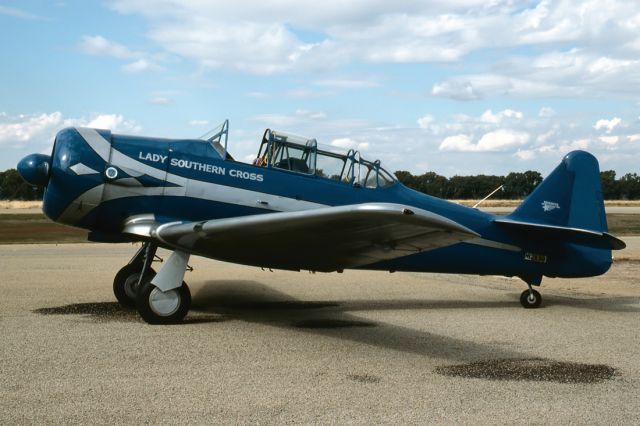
[495,218,626,250]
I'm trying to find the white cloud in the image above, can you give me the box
[243,154,257,164]
[252,109,327,127]
[295,109,327,120]
[82,114,141,133]
[329,137,371,153]
[357,142,370,151]
[432,72,570,100]
[538,107,555,117]
[573,139,590,150]
[432,78,482,100]
[439,130,529,152]
[515,149,536,160]
[80,35,138,59]
[80,35,161,73]
[314,77,379,89]
[433,48,640,100]
[147,20,326,74]
[0,112,63,144]
[122,58,159,73]
[628,134,640,142]
[417,115,434,128]
[149,96,172,105]
[439,134,475,152]
[189,120,209,126]
[480,109,523,124]
[0,5,42,20]
[593,117,622,133]
[599,136,619,145]
[477,129,530,151]
[330,138,356,149]
[245,91,269,98]
[283,89,334,98]
[536,128,557,144]
[0,112,140,153]
[93,0,640,111]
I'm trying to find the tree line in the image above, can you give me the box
[0,169,43,200]
[1,167,639,200]
[394,169,640,200]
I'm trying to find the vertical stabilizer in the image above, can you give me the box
[508,151,607,232]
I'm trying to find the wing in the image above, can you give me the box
[145,203,478,272]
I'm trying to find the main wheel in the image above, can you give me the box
[136,279,191,324]
[520,289,542,309]
[113,264,156,308]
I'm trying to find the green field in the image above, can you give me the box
[0,212,637,244]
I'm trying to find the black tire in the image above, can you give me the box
[520,289,542,309]
[113,264,156,308]
[136,278,191,324]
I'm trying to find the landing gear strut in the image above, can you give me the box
[519,275,543,309]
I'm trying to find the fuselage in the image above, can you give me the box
[24,127,614,281]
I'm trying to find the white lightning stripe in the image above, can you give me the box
[76,127,111,161]
[162,179,325,211]
[69,163,99,176]
[110,149,172,182]
[57,184,105,225]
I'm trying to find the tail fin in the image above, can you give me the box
[509,150,606,231]
[495,150,625,250]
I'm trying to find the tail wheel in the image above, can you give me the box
[113,264,156,308]
[136,279,191,324]
[520,289,542,309]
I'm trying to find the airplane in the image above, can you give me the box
[17,120,626,324]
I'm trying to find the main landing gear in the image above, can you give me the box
[519,275,543,309]
[113,243,192,324]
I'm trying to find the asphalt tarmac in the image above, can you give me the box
[1,242,639,424]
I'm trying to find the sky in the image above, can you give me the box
[1,0,639,177]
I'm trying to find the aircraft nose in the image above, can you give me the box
[17,153,51,187]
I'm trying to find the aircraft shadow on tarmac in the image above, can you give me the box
[190,279,639,362]
[34,279,638,359]
[32,278,628,382]
[190,280,521,361]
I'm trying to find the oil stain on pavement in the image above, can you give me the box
[34,302,226,324]
[435,358,618,383]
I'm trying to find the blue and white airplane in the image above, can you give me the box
[17,120,626,324]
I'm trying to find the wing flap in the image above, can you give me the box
[153,203,479,271]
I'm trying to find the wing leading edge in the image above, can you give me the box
[150,203,479,272]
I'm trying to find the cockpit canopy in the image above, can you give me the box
[255,129,395,189]
[199,120,395,188]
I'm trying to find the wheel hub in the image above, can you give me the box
[148,287,181,316]
[123,273,141,299]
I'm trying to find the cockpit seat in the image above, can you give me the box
[274,158,309,173]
